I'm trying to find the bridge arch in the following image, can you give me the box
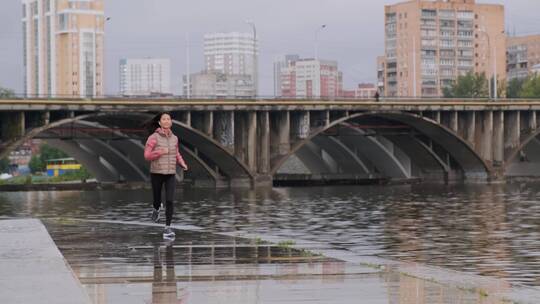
[335,125,411,178]
[505,130,540,166]
[503,129,540,177]
[271,111,491,180]
[80,114,223,184]
[2,112,254,185]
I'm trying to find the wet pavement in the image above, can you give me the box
[3,183,540,287]
[4,183,540,303]
[35,218,526,303]
[0,219,90,304]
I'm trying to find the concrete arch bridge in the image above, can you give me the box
[1,98,539,188]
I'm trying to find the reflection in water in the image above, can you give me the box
[152,241,186,303]
[2,182,540,286]
[36,220,513,303]
[386,273,506,304]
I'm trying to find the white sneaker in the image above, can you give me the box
[163,226,175,239]
[151,207,161,222]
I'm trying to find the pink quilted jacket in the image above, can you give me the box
[144,128,187,175]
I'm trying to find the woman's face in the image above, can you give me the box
[158,114,172,129]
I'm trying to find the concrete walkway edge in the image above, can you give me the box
[0,219,91,304]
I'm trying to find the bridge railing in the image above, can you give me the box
[1,92,539,102]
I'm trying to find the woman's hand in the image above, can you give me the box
[181,164,188,171]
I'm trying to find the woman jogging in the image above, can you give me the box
[144,112,188,239]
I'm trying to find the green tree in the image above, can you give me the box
[519,75,540,98]
[443,72,489,98]
[495,78,507,98]
[29,156,45,173]
[39,144,69,165]
[0,87,15,98]
[0,158,9,173]
[507,77,527,98]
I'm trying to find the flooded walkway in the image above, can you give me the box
[34,218,528,304]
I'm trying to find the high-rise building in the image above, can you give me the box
[507,35,540,81]
[356,83,378,99]
[182,72,255,98]
[341,83,378,99]
[383,0,505,97]
[22,0,105,98]
[119,58,171,96]
[273,55,299,97]
[203,32,257,95]
[274,56,343,99]
[377,56,386,94]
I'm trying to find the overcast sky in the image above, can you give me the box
[1,0,539,96]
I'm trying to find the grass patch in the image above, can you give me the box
[277,240,296,248]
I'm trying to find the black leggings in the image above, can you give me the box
[151,173,176,226]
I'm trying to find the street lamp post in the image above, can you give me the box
[315,24,327,60]
[478,30,492,98]
[245,20,257,97]
[479,29,504,100]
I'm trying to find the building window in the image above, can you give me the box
[459,40,474,47]
[34,19,39,94]
[440,59,455,66]
[81,32,96,97]
[47,16,52,95]
[439,10,455,19]
[59,13,68,31]
[457,11,474,19]
[22,22,27,66]
[422,50,437,57]
[458,31,473,38]
[31,2,37,16]
[441,50,455,57]
[421,9,437,18]
[440,39,455,48]
[440,30,454,37]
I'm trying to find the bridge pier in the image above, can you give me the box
[493,111,504,166]
[234,112,246,162]
[179,111,191,126]
[464,112,476,146]
[522,110,537,135]
[202,112,213,136]
[257,111,270,174]
[475,111,493,162]
[233,112,257,171]
[504,111,520,158]
[213,111,234,152]
[270,111,290,158]
[1,112,25,143]
[449,111,458,132]
[246,111,257,171]
[291,111,310,140]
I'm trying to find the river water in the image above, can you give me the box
[1,182,540,287]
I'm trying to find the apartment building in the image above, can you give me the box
[22,0,105,97]
[383,0,505,97]
[507,34,540,80]
[274,56,343,99]
[119,58,171,96]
